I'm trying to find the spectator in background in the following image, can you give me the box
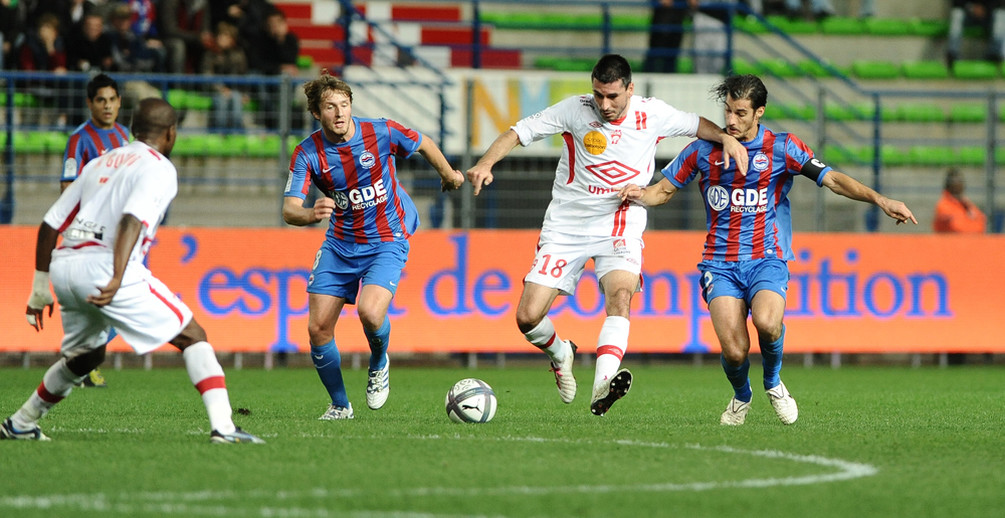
[109,3,164,73]
[0,0,27,69]
[19,13,72,127]
[211,0,272,49]
[159,0,212,74]
[67,12,114,72]
[947,1,1004,66]
[692,0,736,75]
[644,0,692,74]
[254,8,300,129]
[933,168,987,233]
[256,8,299,76]
[200,21,247,130]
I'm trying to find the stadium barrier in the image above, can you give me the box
[2,226,1000,355]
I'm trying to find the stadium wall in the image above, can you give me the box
[2,226,1000,355]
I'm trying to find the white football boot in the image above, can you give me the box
[366,358,390,410]
[766,381,798,425]
[590,369,632,416]
[720,397,751,425]
[549,340,577,403]
[319,403,354,420]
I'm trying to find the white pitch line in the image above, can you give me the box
[0,435,877,516]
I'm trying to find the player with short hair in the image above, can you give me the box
[2,98,264,444]
[619,74,917,425]
[59,72,132,388]
[283,73,464,420]
[466,54,748,416]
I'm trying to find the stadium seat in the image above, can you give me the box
[733,15,768,35]
[956,146,986,166]
[897,103,946,122]
[167,89,188,109]
[825,101,873,121]
[908,18,948,37]
[949,103,987,123]
[952,60,999,79]
[677,56,694,74]
[186,93,213,111]
[908,146,953,166]
[880,145,909,166]
[820,17,866,35]
[901,61,950,79]
[758,58,800,78]
[296,55,314,70]
[730,58,762,75]
[764,103,816,121]
[865,18,911,36]
[16,132,47,154]
[764,15,817,35]
[851,60,901,80]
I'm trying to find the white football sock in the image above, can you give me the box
[11,357,83,429]
[183,341,235,435]
[594,316,629,390]
[524,316,570,362]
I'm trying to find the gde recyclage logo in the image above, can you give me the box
[706,185,770,214]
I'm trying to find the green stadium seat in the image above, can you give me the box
[798,59,848,78]
[553,58,594,72]
[952,60,999,79]
[677,56,694,74]
[764,15,817,35]
[901,61,950,79]
[820,16,866,35]
[610,14,648,31]
[733,15,768,34]
[851,60,901,79]
[167,89,188,109]
[171,134,204,157]
[897,103,946,122]
[956,146,986,166]
[908,146,953,166]
[296,55,314,70]
[16,132,47,154]
[763,103,816,121]
[908,18,948,37]
[880,145,909,166]
[730,58,762,75]
[14,92,39,107]
[997,147,1005,165]
[865,18,911,36]
[758,58,800,78]
[825,102,873,121]
[949,104,987,123]
[186,92,213,111]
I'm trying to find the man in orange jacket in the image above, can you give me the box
[933,168,986,233]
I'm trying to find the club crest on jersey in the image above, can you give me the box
[359,151,376,169]
[583,130,607,155]
[752,151,770,172]
[333,190,349,210]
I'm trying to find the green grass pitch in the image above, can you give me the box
[1,364,1002,517]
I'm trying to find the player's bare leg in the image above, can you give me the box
[517,283,576,403]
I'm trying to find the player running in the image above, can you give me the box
[283,73,464,420]
[619,74,917,425]
[466,54,748,416]
[3,98,264,444]
[59,73,132,388]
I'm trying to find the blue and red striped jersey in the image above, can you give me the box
[663,125,831,262]
[61,120,131,183]
[285,117,423,244]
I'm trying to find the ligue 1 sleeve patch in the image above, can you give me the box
[583,130,607,155]
[64,158,78,179]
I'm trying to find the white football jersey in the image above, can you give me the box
[45,141,177,263]
[513,94,699,238]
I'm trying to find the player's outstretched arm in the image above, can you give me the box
[618,177,679,207]
[823,170,918,225]
[87,215,143,307]
[416,134,464,192]
[695,117,748,176]
[25,222,59,331]
[465,129,520,196]
[283,196,334,226]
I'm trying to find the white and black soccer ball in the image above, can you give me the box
[445,378,497,423]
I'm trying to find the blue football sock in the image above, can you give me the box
[364,316,390,371]
[721,354,752,402]
[311,340,349,408]
[761,324,786,390]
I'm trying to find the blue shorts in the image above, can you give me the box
[307,239,409,304]
[698,258,789,307]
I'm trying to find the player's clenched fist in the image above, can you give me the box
[314,196,335,222]
[440,169,465,192]
[465,165,493,196]
[26,270,54,331]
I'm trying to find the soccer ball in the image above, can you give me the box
[445,378,497,423]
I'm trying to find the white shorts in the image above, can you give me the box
[524,231,644,296]
[50,253,193,357]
